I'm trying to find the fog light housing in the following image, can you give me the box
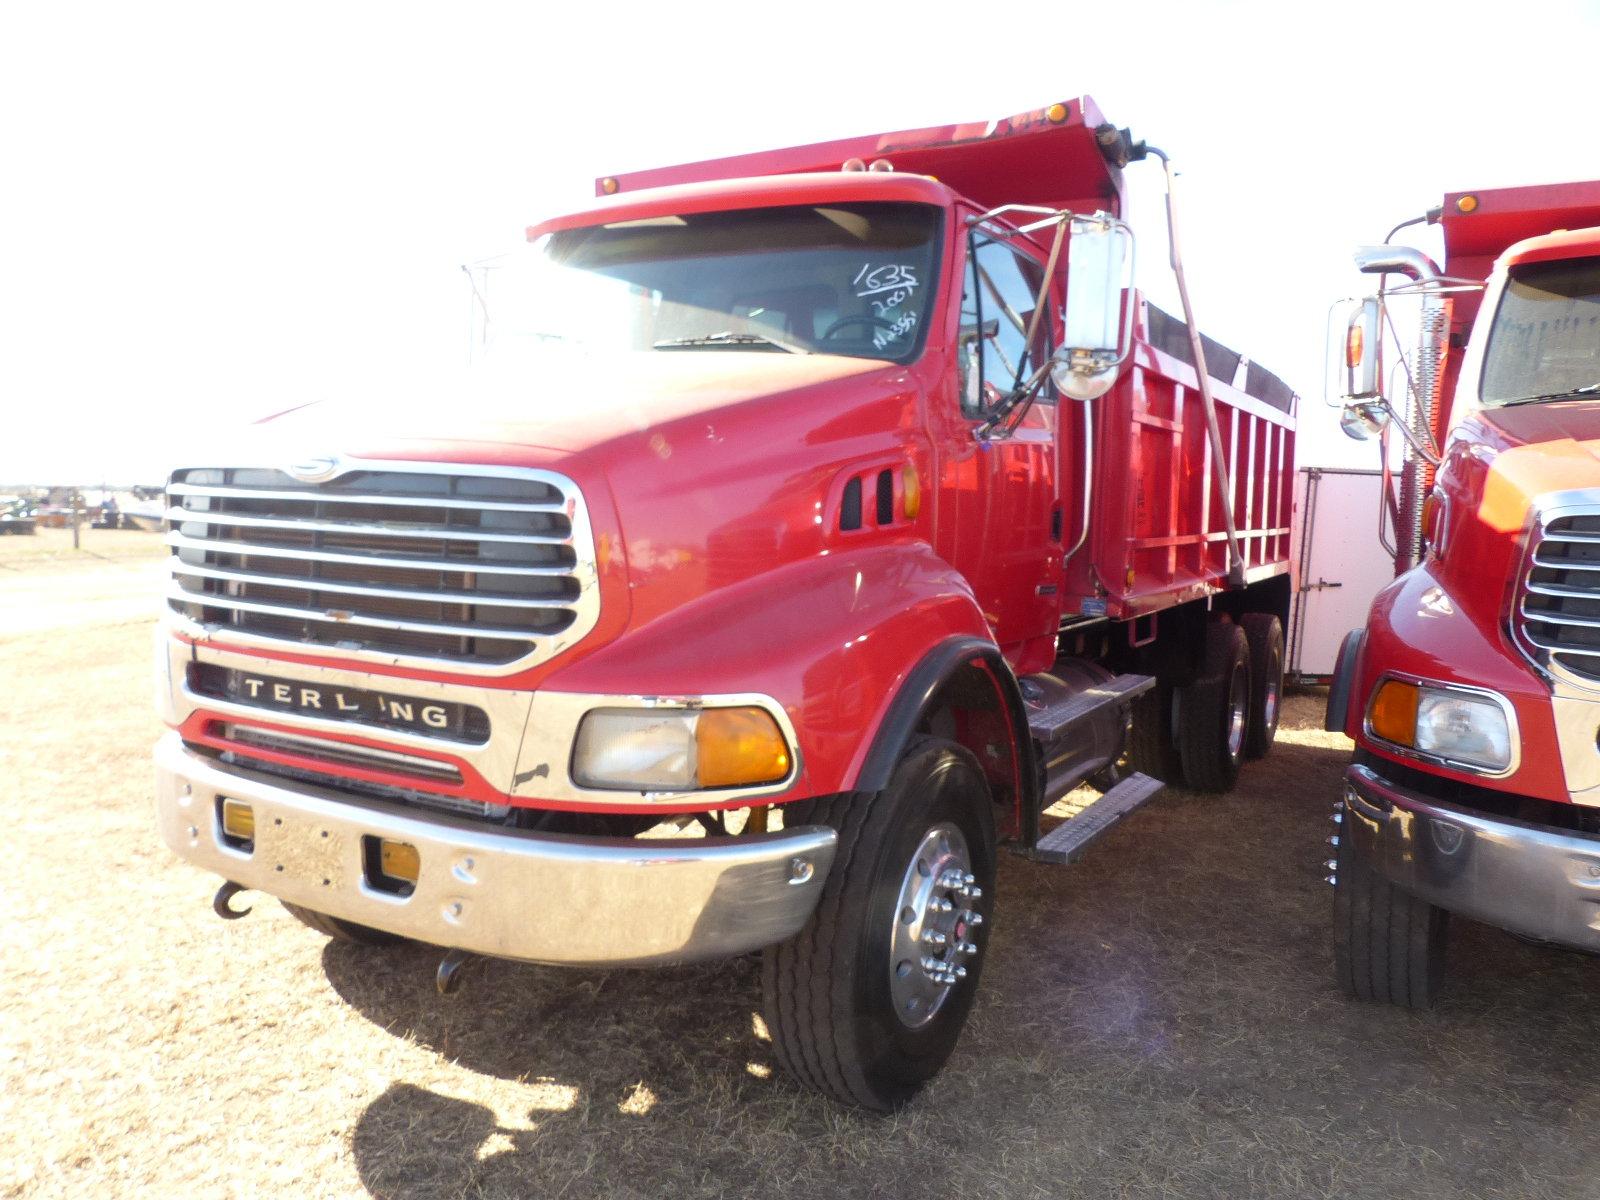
[572,705,791,792]
[219,798,254,849]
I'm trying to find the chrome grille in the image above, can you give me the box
[165,461,598,672]
[1517,507,1600,687]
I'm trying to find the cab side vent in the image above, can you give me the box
[841,478,863,531]
[876,470,895,525]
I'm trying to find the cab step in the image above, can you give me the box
[1027,772,1164,865]
[1024,673,1154,744]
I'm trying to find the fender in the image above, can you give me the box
[1353,562,1562,802]
[853,634,1037,840]
[543,541,1000,801]
[1324,628,1364,734]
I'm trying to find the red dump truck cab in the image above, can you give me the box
[153,97,1297,1110]
[1328,182,1600,1005]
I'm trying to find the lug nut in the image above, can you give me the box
[932,898,954,915]
[1324,859,1338,872]
[957,941,978,956]
[1325,874,1337,885]
[1330,811,1343,825]
[1327,835,1340,847]
[922,931,948,948]
[953,965,967,979]
[963,910,983,927]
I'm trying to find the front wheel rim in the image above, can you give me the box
[888,822,981,1029]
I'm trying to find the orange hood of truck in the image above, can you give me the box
[256,351,897,457]
[1476,399,1600,532]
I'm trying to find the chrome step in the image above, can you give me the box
[1025,673,1154,744]
[1028,772,1164,865]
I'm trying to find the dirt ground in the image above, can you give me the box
[6,527,1600,1199]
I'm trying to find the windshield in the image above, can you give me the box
[1481,255,1600,405]
[481,201,942,363]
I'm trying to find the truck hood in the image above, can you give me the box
[1479,398,1600,453]
[1473,399,1600,533]
[255,351,896,458]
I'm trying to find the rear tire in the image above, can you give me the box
[1240,613,1284,760]
[761,739,995,1112]
[1332,814,1447,1007]
[1125,679,1182,783]
[282,902,404,946]
[1174,621,1251,792]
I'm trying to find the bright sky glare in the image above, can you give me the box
[4,0,1598,484]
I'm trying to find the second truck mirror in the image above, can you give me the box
[1054,215,1134,401]
[1343,297,1381,400]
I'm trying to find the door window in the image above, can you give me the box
[958,235,1055,415]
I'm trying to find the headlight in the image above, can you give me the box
[1367,679,1514,773]
[572,705,791,792]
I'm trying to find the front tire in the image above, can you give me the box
[1332,806,1447,1007]
[762,739,996,1112]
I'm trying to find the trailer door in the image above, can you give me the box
[1288,467,1392,680]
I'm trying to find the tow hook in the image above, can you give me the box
[213,881,252,920]
[436,949,473,997]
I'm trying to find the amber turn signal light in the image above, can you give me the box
[696,707,791,789]
[1368,679,1420,746]
[1345,323,1364,370]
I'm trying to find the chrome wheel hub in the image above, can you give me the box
[1227,671,1248,760]
[889,823,982,1029]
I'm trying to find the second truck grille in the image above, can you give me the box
[165,463,597,670]
[1518,509,1600,686]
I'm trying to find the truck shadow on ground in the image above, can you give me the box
[326,710,1600,1199]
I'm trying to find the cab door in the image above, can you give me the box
[931,219,1063,672]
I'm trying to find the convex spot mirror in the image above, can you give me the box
[1053,213,1135,401]
[1340,400,1390,442]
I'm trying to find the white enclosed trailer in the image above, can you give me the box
[1288,467,1392,682]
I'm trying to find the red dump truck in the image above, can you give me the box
[1328,181,1600,1006]
[154,97,1296,1110]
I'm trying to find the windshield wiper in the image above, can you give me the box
[653,331,807,355]
[1502,383,1600,406]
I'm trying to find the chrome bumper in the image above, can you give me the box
[1345,762,1600,951]
[154,734,837,966]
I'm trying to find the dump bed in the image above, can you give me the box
[1067,298,1297,621]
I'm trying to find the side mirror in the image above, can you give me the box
[1343,297,1381,400]
[1340,400,1390,441]
[1053,213,1135,401]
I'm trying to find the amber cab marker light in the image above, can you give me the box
[1456,194,1479,213]
[1369,679,1420,745]
[1046,102,1070,123]
[697,708,791,789]
[601,177,620,195]
[902,463,922,521]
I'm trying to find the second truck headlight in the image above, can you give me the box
[572,706,792,792]
[1368,679,1514,773]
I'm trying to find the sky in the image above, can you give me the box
[4,0,1599,485]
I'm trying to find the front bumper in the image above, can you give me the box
[155,734,837,966]
[1345,762,1600,951]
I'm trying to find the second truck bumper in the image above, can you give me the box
[154,734,837,966]
[1344,761,1600,952]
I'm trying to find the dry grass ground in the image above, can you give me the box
[6,529,1600,1198]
